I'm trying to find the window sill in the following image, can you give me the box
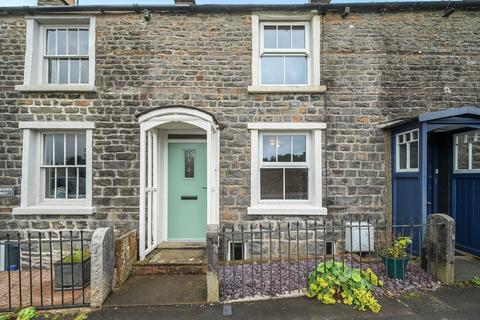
[12,205,96,215]
[15,84,97,92]
[247,205,327,216]
[247,85,327,94]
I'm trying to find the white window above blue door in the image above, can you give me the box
[454,130,480,173]
[396,129,419,172]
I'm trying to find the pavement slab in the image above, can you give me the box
[103,274,207,307]
[91,286,480,320]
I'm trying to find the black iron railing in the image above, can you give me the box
[219,220,442,300]
[0,231,90,312]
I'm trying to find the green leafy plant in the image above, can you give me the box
[472,276,480,286]
[0,313,15,320]
[16,307,38,320]
[306,261,383,313]
[73,313,88,320]
[62,250,91,263]
[381,236,412,259]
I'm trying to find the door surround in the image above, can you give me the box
[137,106,220,259]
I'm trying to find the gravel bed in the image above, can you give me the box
[220,258,438,301]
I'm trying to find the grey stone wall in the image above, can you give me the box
[0,9,479,235]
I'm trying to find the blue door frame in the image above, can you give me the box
[390,107,480,255]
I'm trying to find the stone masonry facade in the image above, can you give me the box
[0,6,479,237]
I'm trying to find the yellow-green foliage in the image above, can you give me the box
[472,276,480,286]
[73,313,88,320]
[16,308,38,320]
[386,237,412,259]
[306,261,382,313]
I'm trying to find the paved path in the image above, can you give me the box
[91,286,480,320]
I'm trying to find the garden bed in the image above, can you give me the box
[220,257,438,301]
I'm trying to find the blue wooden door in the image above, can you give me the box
[451,130,480,255]
[452,174,480,255]
[392,127,422,225]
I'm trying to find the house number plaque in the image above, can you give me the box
[0,186,14,197]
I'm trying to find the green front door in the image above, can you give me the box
[167,142,207,240]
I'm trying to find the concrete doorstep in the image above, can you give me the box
[91,285,480,320]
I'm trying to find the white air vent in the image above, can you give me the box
[344,222,374,252]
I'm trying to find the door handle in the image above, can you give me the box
[181,195,198,200]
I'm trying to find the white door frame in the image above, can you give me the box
[138,107,220,260]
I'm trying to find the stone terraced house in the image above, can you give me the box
[1,0,480,260]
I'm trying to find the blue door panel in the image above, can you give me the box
[454,177,480,255]
[394,177,421,224]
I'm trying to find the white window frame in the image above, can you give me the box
[259,132,311,203]
[15,16,96,92]
[13,122,96,215]
[247,122,327,215]
[227,241,248,261]
[40,132,88,204]
[395,129,419,173]
[259,22,310,86]
[248,13,325,94]
[42,26,91,85]
[454,130,480,173]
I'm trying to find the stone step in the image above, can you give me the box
[133,245,207,275]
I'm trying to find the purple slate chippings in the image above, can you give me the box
[220,258,439,301]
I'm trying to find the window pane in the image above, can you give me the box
[292,26,305,49]
[277,26,291,48]
[263,26,276,49]
[399,143,407,169]
[184,149,195,178]
[58,58,69,84]
[65,134,76,165]
[261,56,283,85]
[80,59,89,84]
[260,168,283,200]
[79,29,89,55]
[45,168,55,199]
[56,167,66,199]
[285,56,307,85]
[410,141,419,169]
[69,59,80,84]
[277,136,292,162]
[48,59,58,84]
[67,167,77,199]
[43,134,53,165]
[54,134,64,165]
[412,130,418,140]
[292,135,306,162]
[57,29,67,55]
[46,29,56,55]
[77,133,86,165]
[78,167,86,198]
[472,137,480,170]
[457,139,469,170]
[68,29,78,55]
[285,168,308,200]
[263,135,277,162]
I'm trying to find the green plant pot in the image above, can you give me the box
[382,256,409,279]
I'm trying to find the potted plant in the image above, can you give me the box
[380,236,412,280]
[54,249,91,290]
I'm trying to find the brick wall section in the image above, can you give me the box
[0,10,479,236]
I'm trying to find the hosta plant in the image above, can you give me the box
[306,261,383,313]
